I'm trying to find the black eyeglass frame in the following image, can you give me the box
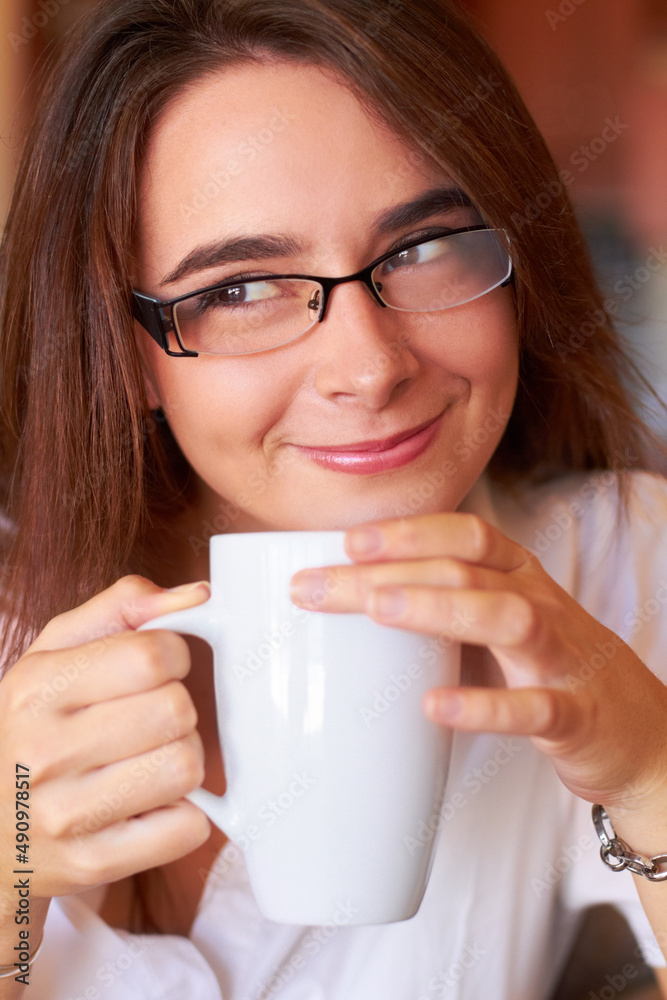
[131,224,513,358]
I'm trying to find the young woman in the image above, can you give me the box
[0,0,665,997]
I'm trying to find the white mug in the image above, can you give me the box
[140,531,460,925]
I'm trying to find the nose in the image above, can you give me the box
[313,281,420,408]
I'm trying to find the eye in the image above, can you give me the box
[384,238,452,272]
[197,280,283,311]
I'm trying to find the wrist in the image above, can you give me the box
[593,805,667,883]
[604,785,667,859]
[0,898,49,967]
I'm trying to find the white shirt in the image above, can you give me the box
[30,471,667,1000]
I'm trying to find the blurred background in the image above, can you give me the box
[0,0,665,430]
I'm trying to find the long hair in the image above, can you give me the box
[0,0,663,668]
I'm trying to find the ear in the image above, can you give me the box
[134,319,163,411]
[144,372,162,412]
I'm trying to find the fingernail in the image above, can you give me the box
[425,691,463,721]
[289,571,327,606]
[345,526,383,558]
[166,581,211,595]
[370,586,407,619]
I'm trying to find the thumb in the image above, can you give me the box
[28,575,211,653]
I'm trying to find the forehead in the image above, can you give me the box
[136,60,455,280]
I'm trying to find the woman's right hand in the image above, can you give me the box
[0,575,212,908]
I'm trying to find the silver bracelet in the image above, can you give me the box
[593,804,667,882]
[0,936,42,979]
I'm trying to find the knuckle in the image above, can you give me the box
[113,574,154,599]
[465,514,494,561]
[534,690,562,737]
[352,568,369,604]
[517,544,537,570]
[1,670,34,715]
[22,744,54,784]
[67,843,109,888]
[134,635,167,684]
[505,594,541,646]
[487,695,511,732]
[4,649,51,705]
[169,737,204,791]
[190,807,213,843]
[161,682,197,738]
[432,588,455,626]
[132,630,188,683]
[34,611,69,644]
[447,560,474,589]
[395,518,421,553]
[39,798,73,839]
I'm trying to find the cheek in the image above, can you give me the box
[147,351,294,458]
[423,289,518,394]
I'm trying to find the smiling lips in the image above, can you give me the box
[293,413,444,474]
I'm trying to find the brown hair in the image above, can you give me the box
[0,0,664,670]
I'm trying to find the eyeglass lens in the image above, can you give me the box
[172,228,511,356]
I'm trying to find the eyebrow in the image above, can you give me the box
[160,185,474,286]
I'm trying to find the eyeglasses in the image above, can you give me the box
[131,225,513,357]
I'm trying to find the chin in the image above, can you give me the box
[265,482,463,532]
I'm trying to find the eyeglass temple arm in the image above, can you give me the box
[132,291,173,351]
[131,292,199,357]
[131,291,170,350]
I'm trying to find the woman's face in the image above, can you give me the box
[136,61,518,533]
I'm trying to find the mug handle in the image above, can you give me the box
[138,604,246,842]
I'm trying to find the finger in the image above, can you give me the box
[364,584,541,651]
[38,731,205,837]
[41,801,211,895]
[20,628,193,713]
[28,575,210,653]
[423,685,581,740]
[290,558,511,612]
[55,680,198,772]
[344,513,529,572]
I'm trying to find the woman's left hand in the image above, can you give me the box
[289,512,667,815]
